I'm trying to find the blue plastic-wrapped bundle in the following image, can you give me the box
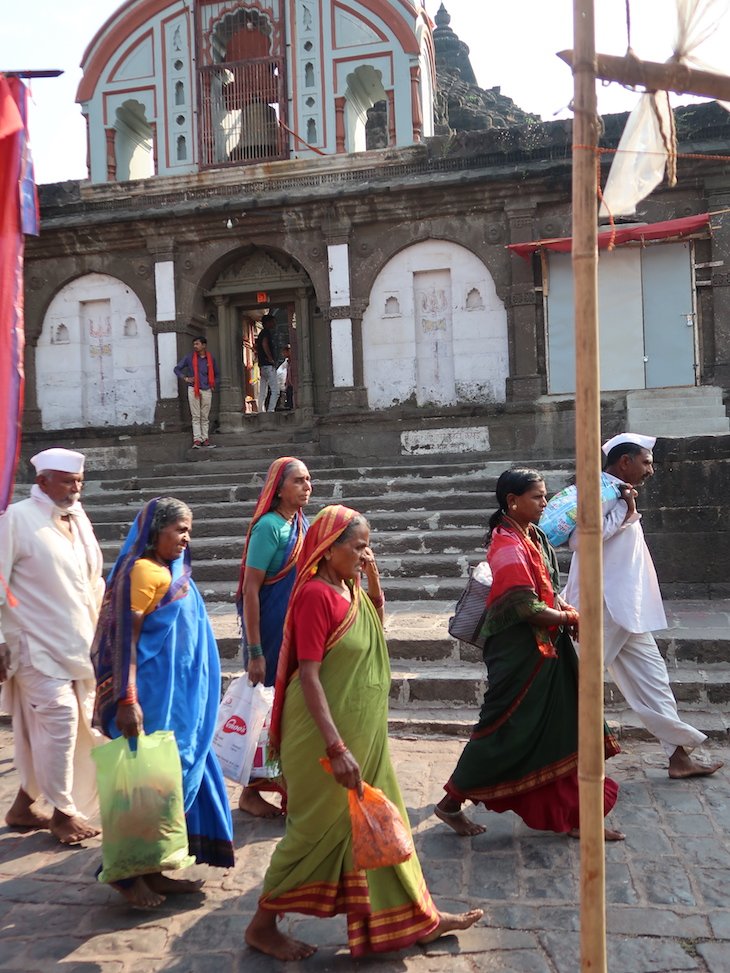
[539,474,623,548]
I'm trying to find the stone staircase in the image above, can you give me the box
[75,436,730,743]
[627,386,730,438]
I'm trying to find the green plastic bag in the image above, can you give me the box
[92,731,195,884]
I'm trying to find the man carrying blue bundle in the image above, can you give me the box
[563,433,723,780]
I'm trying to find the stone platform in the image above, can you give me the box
[1,728,729,972]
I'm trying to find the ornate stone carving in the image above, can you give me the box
[486,223,503,244]
[136,263,151,279]
[507,288,538,307]
[712,272,730,287]
[321,301,367,322]
[508,216,535,229]
[540,221,561,237]
[221,251,286,281]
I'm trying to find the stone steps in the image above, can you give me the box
[627,386,730,438]
[106,457,522,488]
[84,488,499,519]
[385,707,730,741]
[91,508,494,541]
[213,597,730,737]
[36,429,730,736]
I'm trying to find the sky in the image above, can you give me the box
[0,0,725,185]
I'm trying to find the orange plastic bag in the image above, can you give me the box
[321,758,414,870]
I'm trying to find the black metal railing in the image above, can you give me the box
[198,57,288,168]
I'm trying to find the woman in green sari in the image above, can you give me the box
[435,468,622,839]
[244,504,482,961]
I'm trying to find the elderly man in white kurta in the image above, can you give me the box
[564,433,722,779]
[0,447,105,843]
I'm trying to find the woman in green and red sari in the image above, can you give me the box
[244,504,482,961]
[235,456,311,817]
[435,468,623,840]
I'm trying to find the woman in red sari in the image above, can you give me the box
[245,504,482,961]
[435,468,623,840]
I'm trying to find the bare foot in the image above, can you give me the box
[49,810,100,845]
[434,804,487,836]
[111,877,165,910]
[418,909,484,943]
[5,789,52,831]
[568,827,625,842]
[245,908,317,961]
[668,748,724,779]
[146,873,205,895]
[239,787,283,818]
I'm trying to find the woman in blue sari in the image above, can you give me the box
[93,497,234,909]
[235,457,311,817]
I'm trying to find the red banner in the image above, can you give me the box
[0,75,38,513]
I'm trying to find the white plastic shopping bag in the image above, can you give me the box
[276,361,288,392]
[251,702,281,780]
[212,677,271,784]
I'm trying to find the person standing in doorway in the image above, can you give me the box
[0,447,105,845]
[174,336,218,448]
[256,314,279,413]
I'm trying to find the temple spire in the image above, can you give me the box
[433,4,477,85]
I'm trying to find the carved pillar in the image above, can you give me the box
[22,342,43,432]
[84,114,91,179]
[386,89,396,146]
[324,303,368,411]
[505,206,543,402]
[105,128,116,181]
[295,288,315,420]
[409,65,423,143]
[215,295,244,432]
[335,97,346,153]
[350,302,366,390]
[707,188,730,387]
[150,121,159,175]
[154,321,187,430]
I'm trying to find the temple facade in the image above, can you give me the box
[78,0,436,182]
[21,1,730,457]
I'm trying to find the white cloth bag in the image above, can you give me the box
[212,677,272,784]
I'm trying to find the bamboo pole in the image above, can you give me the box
[571,2,607,971]
[557,49,730,103]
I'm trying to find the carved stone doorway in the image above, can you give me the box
[204,246,315,431]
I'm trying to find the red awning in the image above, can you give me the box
[507,212,711,259]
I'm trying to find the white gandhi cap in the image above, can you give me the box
[601,433,656,457]
[30,447,86,475]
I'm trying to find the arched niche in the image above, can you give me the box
[344,65,386,152]
[36,273,157,430]
[115,99,154,181]
[362,240,509,409]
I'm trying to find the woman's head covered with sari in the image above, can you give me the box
[269,504,369,750]
[92,496,193,727]
[234,456,311,612]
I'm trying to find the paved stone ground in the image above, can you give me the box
[1,727,730,973]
